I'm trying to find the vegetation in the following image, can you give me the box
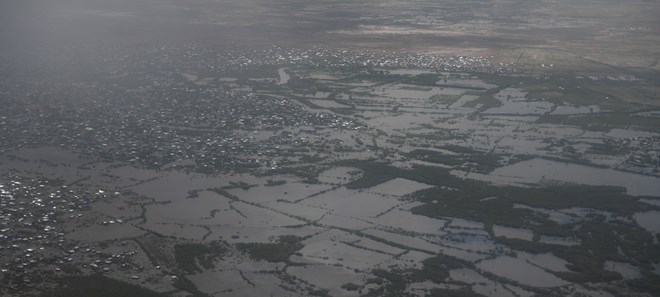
[263,165,327,182]
[309,289,331,297]
[411,180,660,282]
[343,162,404,189]
[265,179,288,186]
[341,283,360,291]
[405,148,502,173]
[399,85,432,91]
[172,275,209,297]
[429,288,485,297]
[42,275,167,297]
[364,259,480,297]
[365,269,409,296]
[208,187,239,201]
[237,235,303,262]
[174,242,227,273]
[222,181,256,190]
[429,94,461,104]
[628,273,660,294]
[410,254,467,283]
[462,94,500,109]
[537,114,660,132]
[334,160,660,285]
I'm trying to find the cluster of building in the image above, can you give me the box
[0,175,129,292]
[157,45,517,75]
[621,136,660,174]
[0,53,364,174]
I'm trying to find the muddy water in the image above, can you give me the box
[634,211,660,237]
[277,68,290,85]
[487,158,660,197]
[492,225,534,241]
[477,256,569,287]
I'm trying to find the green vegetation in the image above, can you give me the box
[286,77,334,93]
[429,94,461,104]
[208,187,239,201]
[336,160,461,190]
[342,161,404,189]
[222,181,256,190]
[462,94,500,109]
[525,81,609,106]
[429,288,485,297]
[405,74,487,91]
[220,64,280,79]
[522,77,654,112]
[406,129,466,142]
[402,73,438,86]
[399,85,432,91]
[309,70,346,78]
[172,275,209,297]
[585,140,627,155]
[410,254,467,283]
[309,289,331,297]
[237,235,303,262]
[174,242,227,273]
[263,165,327,183]
[537,113,660,132]
[410,180,660,283]
[364,259,479,297]
[265,179,288,186]
[42,275,167,297]
[628,272,660,294]
[405,148,502,173]
[300,154,326,163]
[365,269,409,296]
[341,283,360,291]
[334,160,660,286]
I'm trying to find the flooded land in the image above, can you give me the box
[1,0,660,296]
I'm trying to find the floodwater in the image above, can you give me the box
[317,167,360,184]
[477,256,569,287]
[439,78,498,90]
[372,83,466,101]
[604,261,642,280]
[640,199,660,207]
[513,204,581,225]
[486,158,660,197]
[303,188,402,218]
[372,209,447,234]
[66,223,145,241]
[277,68,290,85]
[449,268,529,297]
[387,69,435,75]
[517,252,570,273]
[308,99,351,108]
[287,265,365,296]
[365,177,433,196]
[551,105,600,115]
[633,211,660,236]
[492,225,534,241]
[298,239,393,271]
[449,94,479,109]
[482,88,554,115]
[604,128,660,139]
[538,235,580,246]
